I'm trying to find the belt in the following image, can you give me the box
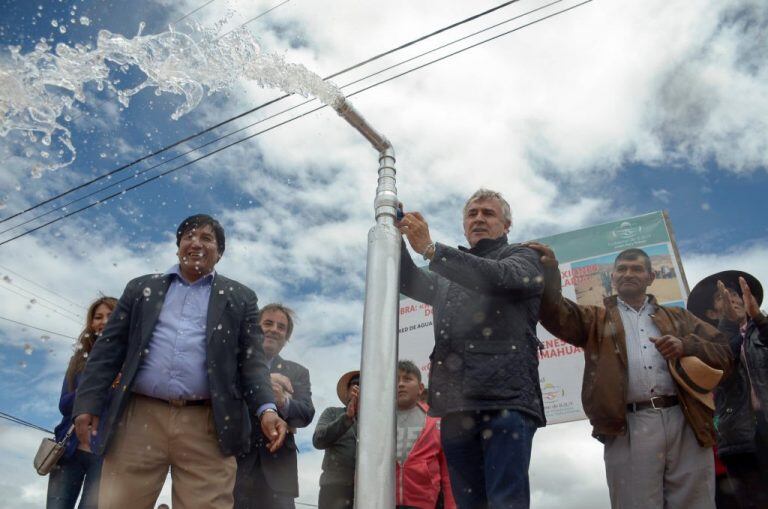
[627,395,678,412]
[136,393,211,407]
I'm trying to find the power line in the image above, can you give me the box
[0,262,86,310]
[217,0,291,40]
[172,0,218,25]
[0,411,54,435]
[0,314,76,339]
[0,0,566,241]
[0,279,84,319]
[0,0,524,227]
[0,1,590,249]
[0,285,83,324]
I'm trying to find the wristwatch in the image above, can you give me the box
[260,408,278,419]
[422,242,436,261]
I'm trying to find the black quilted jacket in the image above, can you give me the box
[400,235,546,425]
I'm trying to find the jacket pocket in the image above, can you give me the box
[461,341,519,400]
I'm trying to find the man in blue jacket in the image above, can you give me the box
[398,189,545,509]
[73,214,287,509]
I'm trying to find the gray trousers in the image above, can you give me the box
[604,405,715,509]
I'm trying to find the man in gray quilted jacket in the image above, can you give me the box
[398,188,545,509]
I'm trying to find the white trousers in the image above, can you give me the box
[604,405,715,509]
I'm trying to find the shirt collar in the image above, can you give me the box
[616,295,650,313]
[165,264,216,286]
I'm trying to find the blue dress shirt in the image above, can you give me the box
[132,265,276,417]
[133,265,214,400]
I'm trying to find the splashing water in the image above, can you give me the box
[0,21,343,176]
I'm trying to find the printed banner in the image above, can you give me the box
[398,211,688,424]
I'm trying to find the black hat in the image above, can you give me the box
[687,270,763,325]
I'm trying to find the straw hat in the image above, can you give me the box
[687,270,763,326]
[336,370,360,404]
[668,357,723,410]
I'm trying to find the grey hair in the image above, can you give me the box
[463,189,512,226]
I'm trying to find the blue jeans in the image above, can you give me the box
[46,449,102,509]
[441,409,537,509]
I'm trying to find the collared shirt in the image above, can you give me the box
[133,265,214,401]
[617,296,676,403]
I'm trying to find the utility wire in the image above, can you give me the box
[0,0,565,241]
[0,0,524,227]
[0,285,83,323]
[0,314,76,339]
[217,0,291,40]
[0,0,591,248]
[172,0,218,25]
[0,279,84,319]
[0,411,54,435]
[0,263,86,310]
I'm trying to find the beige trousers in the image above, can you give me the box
[98,394,237,509]
[604,405,715,509]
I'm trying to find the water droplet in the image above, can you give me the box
[143,287,151,297]
[23,343,34,355]
[51,19,58,27]
[79,16,90,26]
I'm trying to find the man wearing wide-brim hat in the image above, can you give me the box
[688,270,768,508]
[312,370,360,509]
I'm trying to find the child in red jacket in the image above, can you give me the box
[396,361,456,509]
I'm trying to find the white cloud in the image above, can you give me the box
[2,0,767,507]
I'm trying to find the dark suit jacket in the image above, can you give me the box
[238,354,314,497]
[72,272,275,457]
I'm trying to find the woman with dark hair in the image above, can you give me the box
[47,296,117,509]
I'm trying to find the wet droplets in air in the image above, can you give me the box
[143,287,152,297]
[0,16,343,175]
[23,343,34,355]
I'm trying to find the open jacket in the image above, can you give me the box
[715,314,768,456]
[239,354,314,497]
[396,402,456,509]
[538,265,733,446]
[399,235,546,424]
[73,272,275,456]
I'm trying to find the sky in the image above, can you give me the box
[0,0,767,507]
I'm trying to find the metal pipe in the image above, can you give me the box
[334,98,399,509]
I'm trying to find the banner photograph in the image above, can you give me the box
[398,211,689,424]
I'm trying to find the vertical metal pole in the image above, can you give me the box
[355,146,399,509]
[332,99,399,509]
